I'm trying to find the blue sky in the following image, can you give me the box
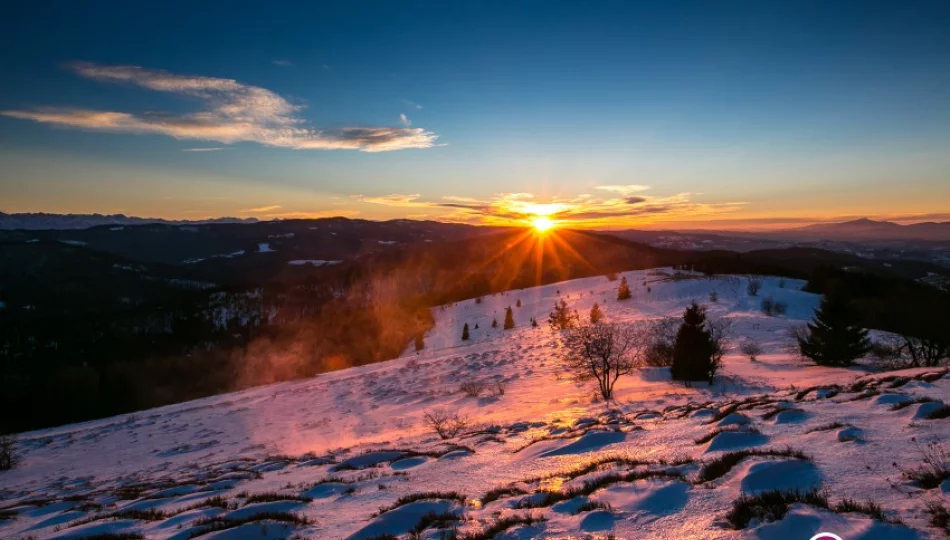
[2,1,949,228]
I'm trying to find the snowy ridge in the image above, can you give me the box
[1,269,947,539]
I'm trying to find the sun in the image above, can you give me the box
[531,216,554,232]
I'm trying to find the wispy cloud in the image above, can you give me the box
[402,99,423,110]
[595,184,651,194]
[244,205,283,213]
[356,188,745,228]
[1,62,440,152]
[399,113,411,127]
[272,59,293,67]
[182,147,225,152]
[354,193,428,207]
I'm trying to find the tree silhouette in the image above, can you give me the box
[590,302,604,324]
[461,323,470,341]
[414,333,425,352]
[504,306,515,330]
[617,276,632,300]
[548,299,578,330]
[671,302,718,383]
[797,292,871,366]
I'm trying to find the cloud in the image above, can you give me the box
[625,196,647,204]
[399,113,411,127]
[402,99,423,110]
[244,205,282,213]
[355,193,428,207]
[182,147,224,152]
[1,62,439,152]
[595,184,651,194]
[272,59,293,67]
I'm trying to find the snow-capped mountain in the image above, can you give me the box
[0,212,258,230]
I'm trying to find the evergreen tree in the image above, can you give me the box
[492,318,498,328]
[516,299,522,308]
[548,299,578,330]
[414,333,425,352]
[617,276,632,300]
[531,317,538,328]
[671,302,717,383]
[461,323,470,341]
[590,302,604,324]
[504,306,515,330]
[797,292,871,366]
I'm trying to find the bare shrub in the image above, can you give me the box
[422,409,470,440]
[740,340,763,361]
[561,322,652,400]
[0,434,18,471]
[459,380,487,397]
[869,336,907,368]
[643,317,679,367]
[897,438,950,489]
[898,334,950,368]
[747,279,762,296]
[760,297,788,316]
[490,381,506,397]
[707,317,733,367]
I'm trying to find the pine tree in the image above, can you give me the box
[531,317,538,328]
[548,299,578,330]
[461,323,470,341]
[797,292,871,366]
[492,318,498,328]
[671,302,717,383]
[516,299,522,308]
[504,306,515,330]
[414,333,425,351]
[617,276,632,300]
[590,302,604,324]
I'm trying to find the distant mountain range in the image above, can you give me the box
[0,212,258,230]
[788,218,950,241]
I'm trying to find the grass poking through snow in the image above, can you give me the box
[696,448,809,484]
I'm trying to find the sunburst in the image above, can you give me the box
[531,216,554,232]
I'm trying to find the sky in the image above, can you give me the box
[1,1,949,230]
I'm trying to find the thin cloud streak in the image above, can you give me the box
[357,188,746,228]
[244,205,282,213]
[1,63,439,152]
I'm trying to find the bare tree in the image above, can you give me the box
[422,409,470,439]
[899,335,950,368]
[562,322,651,400]
[707,317,733,367]
[747,279,762,296]
[740,340,763,361]
[644,317,680,367]
[0,434,17,471]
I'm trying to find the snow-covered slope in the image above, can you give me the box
[2,269,948,539]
